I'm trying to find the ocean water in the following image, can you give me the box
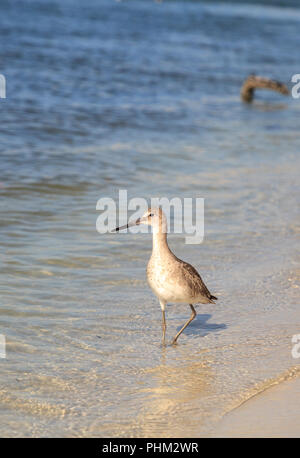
[0,0,299,437]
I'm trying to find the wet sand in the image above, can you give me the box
[212,375,300,438]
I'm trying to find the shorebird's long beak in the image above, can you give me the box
[112,218,141,232]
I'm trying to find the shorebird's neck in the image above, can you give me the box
[151,226,172,257]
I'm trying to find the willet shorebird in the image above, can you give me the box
[240,74,289,103]
[113,207,217,345]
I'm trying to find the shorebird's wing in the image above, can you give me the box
[178,259,217,303]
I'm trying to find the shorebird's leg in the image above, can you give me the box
[162,310,166,345]
[160,301,166,345]
[172,304,196,345]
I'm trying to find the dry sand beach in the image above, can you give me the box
[213,375,300,437]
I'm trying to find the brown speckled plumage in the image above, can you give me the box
[114,207,217,345]
[145,208,217,344]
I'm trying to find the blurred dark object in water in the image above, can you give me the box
[241,74,289,103]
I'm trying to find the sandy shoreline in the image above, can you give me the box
[212,375,300,438]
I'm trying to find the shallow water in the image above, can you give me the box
[0,0,299,437]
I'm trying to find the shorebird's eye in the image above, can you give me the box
[149,213,154,217]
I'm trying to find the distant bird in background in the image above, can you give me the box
[240,74,289,103]
[113,207,217,345]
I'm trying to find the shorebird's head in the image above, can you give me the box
[139,207,167,230]
[112,207,167,233]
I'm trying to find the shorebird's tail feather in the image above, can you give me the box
[210,295,218,302]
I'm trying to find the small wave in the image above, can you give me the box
[223,365,300,417]
[0,388,67,418]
